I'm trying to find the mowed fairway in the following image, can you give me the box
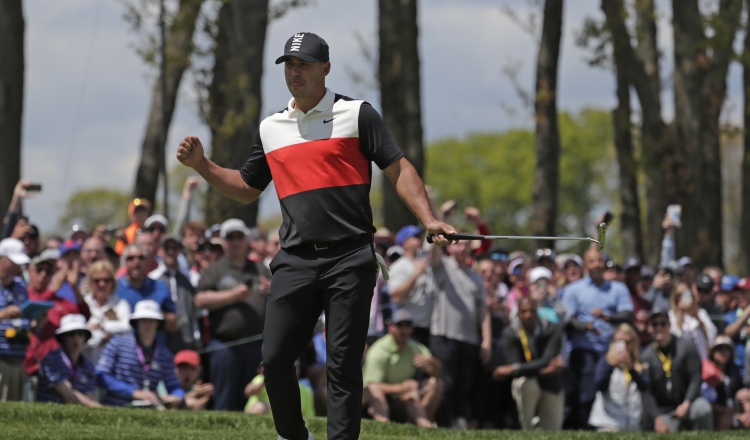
[0,402,748,439]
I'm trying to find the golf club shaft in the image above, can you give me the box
[426,233,598,244]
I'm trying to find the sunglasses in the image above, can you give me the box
[148,226,166,233]
[126,255,146,262]
[396,321,413,329]
[34,266,55,275]
[650,320,670,328]
[163,245,182,252]
[92,277,113,284]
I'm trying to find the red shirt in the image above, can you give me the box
[24,288,91,376]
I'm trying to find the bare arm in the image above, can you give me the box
[177,136,261,204]
[725,308,750,338]
[163,312,179,334]
[194,285,250,311]
[383,158,456,244]
[53,381,102,407]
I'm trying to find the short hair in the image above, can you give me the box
[122,244,148,260]
[182,221,206,237]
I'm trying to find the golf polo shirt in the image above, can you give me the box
[240,88,404,249]
[362,334,432,386]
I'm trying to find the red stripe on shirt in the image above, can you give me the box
[266,137,371,199]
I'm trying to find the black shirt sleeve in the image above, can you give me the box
[239,129,273,191]
[357,102,404,170]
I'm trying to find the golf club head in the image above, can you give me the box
[598,222,607,251]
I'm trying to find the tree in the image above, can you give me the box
[530,0,564,250]
[58,189,132,233]
[128,0,204,210]
[425,109,616,256]
[378,0,424,231]
[741,0,750,273]
[0,1,24,222]
[203,0,268,226]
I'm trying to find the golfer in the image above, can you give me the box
[177,32,455,440]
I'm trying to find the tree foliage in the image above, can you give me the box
[58,189,133,232]
[425,109,615,254]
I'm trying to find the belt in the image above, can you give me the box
[301,234,371,251]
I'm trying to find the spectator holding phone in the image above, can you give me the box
[668,282,717,360]
[588,323,649,431]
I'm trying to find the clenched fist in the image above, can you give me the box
[177,136,205,169]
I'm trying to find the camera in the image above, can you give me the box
[24,183,42,192]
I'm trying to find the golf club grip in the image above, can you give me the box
[426,233,485,243]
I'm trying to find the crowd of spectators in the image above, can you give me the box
[2,177,750,433]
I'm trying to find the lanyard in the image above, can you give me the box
[519,327,533,362]
[135,344,157,389]
[654,344,672,378]
[60,351,80,389]
[622,368,632,388]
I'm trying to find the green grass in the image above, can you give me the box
[0,402,747,439]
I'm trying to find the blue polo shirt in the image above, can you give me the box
[724,309,748,376]
[115,277,176,313]
[95,333,184,406]
[37,348,96,403]
[563,276,633,353]
[0,281,30,358]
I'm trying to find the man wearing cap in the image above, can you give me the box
[362,310,443,428]
[195,218,268,411]
[173,349,213,411]
[0,238,31,401]
[24,247,91,392]
[387,225,437,347]
[95,299,185,407]
[177,31,455,440]
[36,314,99,406]
[562,248,633,429]
[150,234,198,353]
[145,214,169,245]
[695,274,724,333]
[641,308,713,432]
[116,198,152,255]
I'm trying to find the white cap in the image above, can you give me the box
[144,214,169,229]
[30,248,61,267]
[220,218,248,239]
[130,299,164,322]
[55,314,91,338]
[529,266,554,284]
[0,238,30,266]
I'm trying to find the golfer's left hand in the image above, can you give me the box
[425,221,457,246]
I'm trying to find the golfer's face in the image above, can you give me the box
[284,58,329,101]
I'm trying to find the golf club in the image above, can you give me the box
[426,222,608,251]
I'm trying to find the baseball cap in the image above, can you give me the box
[174,349,201,367]
[145,214,169,230]
[386,309,412,326]
[395,225,424,246]
[737,277,750,291]
[60,240,82,256]
[556,253,582,269]
[721,274,740,291]
[710,335,734,353]
[488,245,509,262]
[640,265,655,279]
[30,248,61,267]
[509,257,525,276]
[275,32,330,64]
[160,234,181,248]
[220,219,248,239]
[386,245,404,259]
[695,274,715,292]
[0,238,30,266]
[678,256,695,267]
[529,266,553,284]
[622,257,641,272]
[534,248,556,261]
[648,307,670,321]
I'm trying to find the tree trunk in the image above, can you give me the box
[0,1,24,222]
[204,0,267,227]
[133,0,203,207]
[738,0,750,273]
[612,63,643,260]
[378,0,423,231]
[531,0,563,250]
[672,0,740,268]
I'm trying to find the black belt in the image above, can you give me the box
[299,234,371,251]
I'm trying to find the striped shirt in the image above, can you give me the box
[241,88,404,248]
[0,281,30,358]
[95,333,184,406]
[37,348,96,403]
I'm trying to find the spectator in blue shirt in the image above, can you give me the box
[723,275,750,378]
[95,299,185,408]
[0,237,31,402]
[115,244,179,341]
[37,314,100,406]
[562,247,633,429]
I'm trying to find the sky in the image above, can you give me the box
[17,0,744,234]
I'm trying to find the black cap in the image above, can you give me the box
[696,274,715,292]
[648,307,669,321]
[275,32,329,64]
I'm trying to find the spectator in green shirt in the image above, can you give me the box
[362,310,443,428]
